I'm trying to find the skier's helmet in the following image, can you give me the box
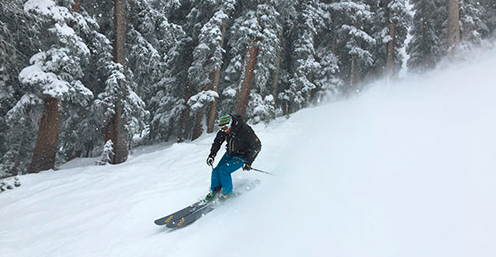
[218,114,233,132]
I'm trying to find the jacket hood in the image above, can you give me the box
[229,114,244,132]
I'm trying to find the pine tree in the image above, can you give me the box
[246,0,280,124]
[18,0,94,173]
[407,0,445,72]
[279,0,328,113]
[96,61,148,164]
[221,0,281,123]
[123,0,195,146]
[311,1,344,101]
[273,0,298,116]
[126,0,191,143]
[223,4,261,118]
[176,0,218,140]
[88,0,150,164]
[96,140,114,165]
[52,0,149,165]
[103,0,129,164]
[0,0,42,175]
[447,0,461,53]
[482,0,496,34]
[188,0,236,138]
[459,0,491,45]
[366,0,411,77]
[0,53,9,171]
[57,12,114,161]
[2,94,40,175]
[4,0,495,175]
[330,0,376,91]
[163,37,195,143]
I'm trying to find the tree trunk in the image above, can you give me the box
[191,111,204,141]
[420,1,432,69]
[235,38,259,118]
[447,0,460,54]
[28,97,61,173]
[206,18,228,134]
[71,0,82,12]
[106,0,129,164]
[206,98,218,134]
[350,55,358,92]
[350,19,361,91]
[27,0,86,173]
[105,101,128,164]
[177,83,193,143]
[271,27,283,105]
[386,4,396,77]
[113,0,127,64]
[14,134,25,171]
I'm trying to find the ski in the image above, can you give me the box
[154,179,260,229]
[165,202,216,229]
[154,200,208,226]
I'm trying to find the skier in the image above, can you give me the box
[205,114,261,201]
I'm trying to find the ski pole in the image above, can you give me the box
[250,167,276,176]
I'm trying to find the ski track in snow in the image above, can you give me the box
[1,45,496,257]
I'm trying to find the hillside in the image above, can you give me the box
[1,45,496,257]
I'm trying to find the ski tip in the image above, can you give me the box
[154,214,174,226]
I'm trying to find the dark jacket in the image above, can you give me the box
[209,115,261,165]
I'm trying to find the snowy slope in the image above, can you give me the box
[1,45,496,257]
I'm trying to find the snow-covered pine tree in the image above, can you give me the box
[459,0,491,45]
[366,0,410,78]
[0,0,43,176]
[482,0,496,34]
[330,0,376,92]
[127,3,165,100]
[233,16,260,119]
[223,3,261,117]
[103,0,130,164]
[0,64,8,170]
[1,94,40,176]
[34,0,147,166]
[279,0,328,114]
[157,36,195,144]
[188,0,236,138]
[407,0,446,72]
[147,41,190,144]
[96,140,114,165]
[272,0,298,116]
[17,0,94,173]
[313,45,343,101]
[298,0,343,106]
[169,0,220,141]
[127,0,189,102]
[120,0,190,144]
[56,2,116,163]
[309,1,344,102]
[125,0,201,147]
[94,61,148,164]
[447,0,461,54]
[206,3,232,133]
[245,0,280,124]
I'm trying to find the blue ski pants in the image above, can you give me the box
[210,153,245,194]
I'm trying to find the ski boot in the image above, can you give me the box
[205,186,221,202]
[218,192,232,202]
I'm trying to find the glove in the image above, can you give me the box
[242,163,251,171]
[206,156,215,166]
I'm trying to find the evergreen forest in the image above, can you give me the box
[0,0,495,177]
